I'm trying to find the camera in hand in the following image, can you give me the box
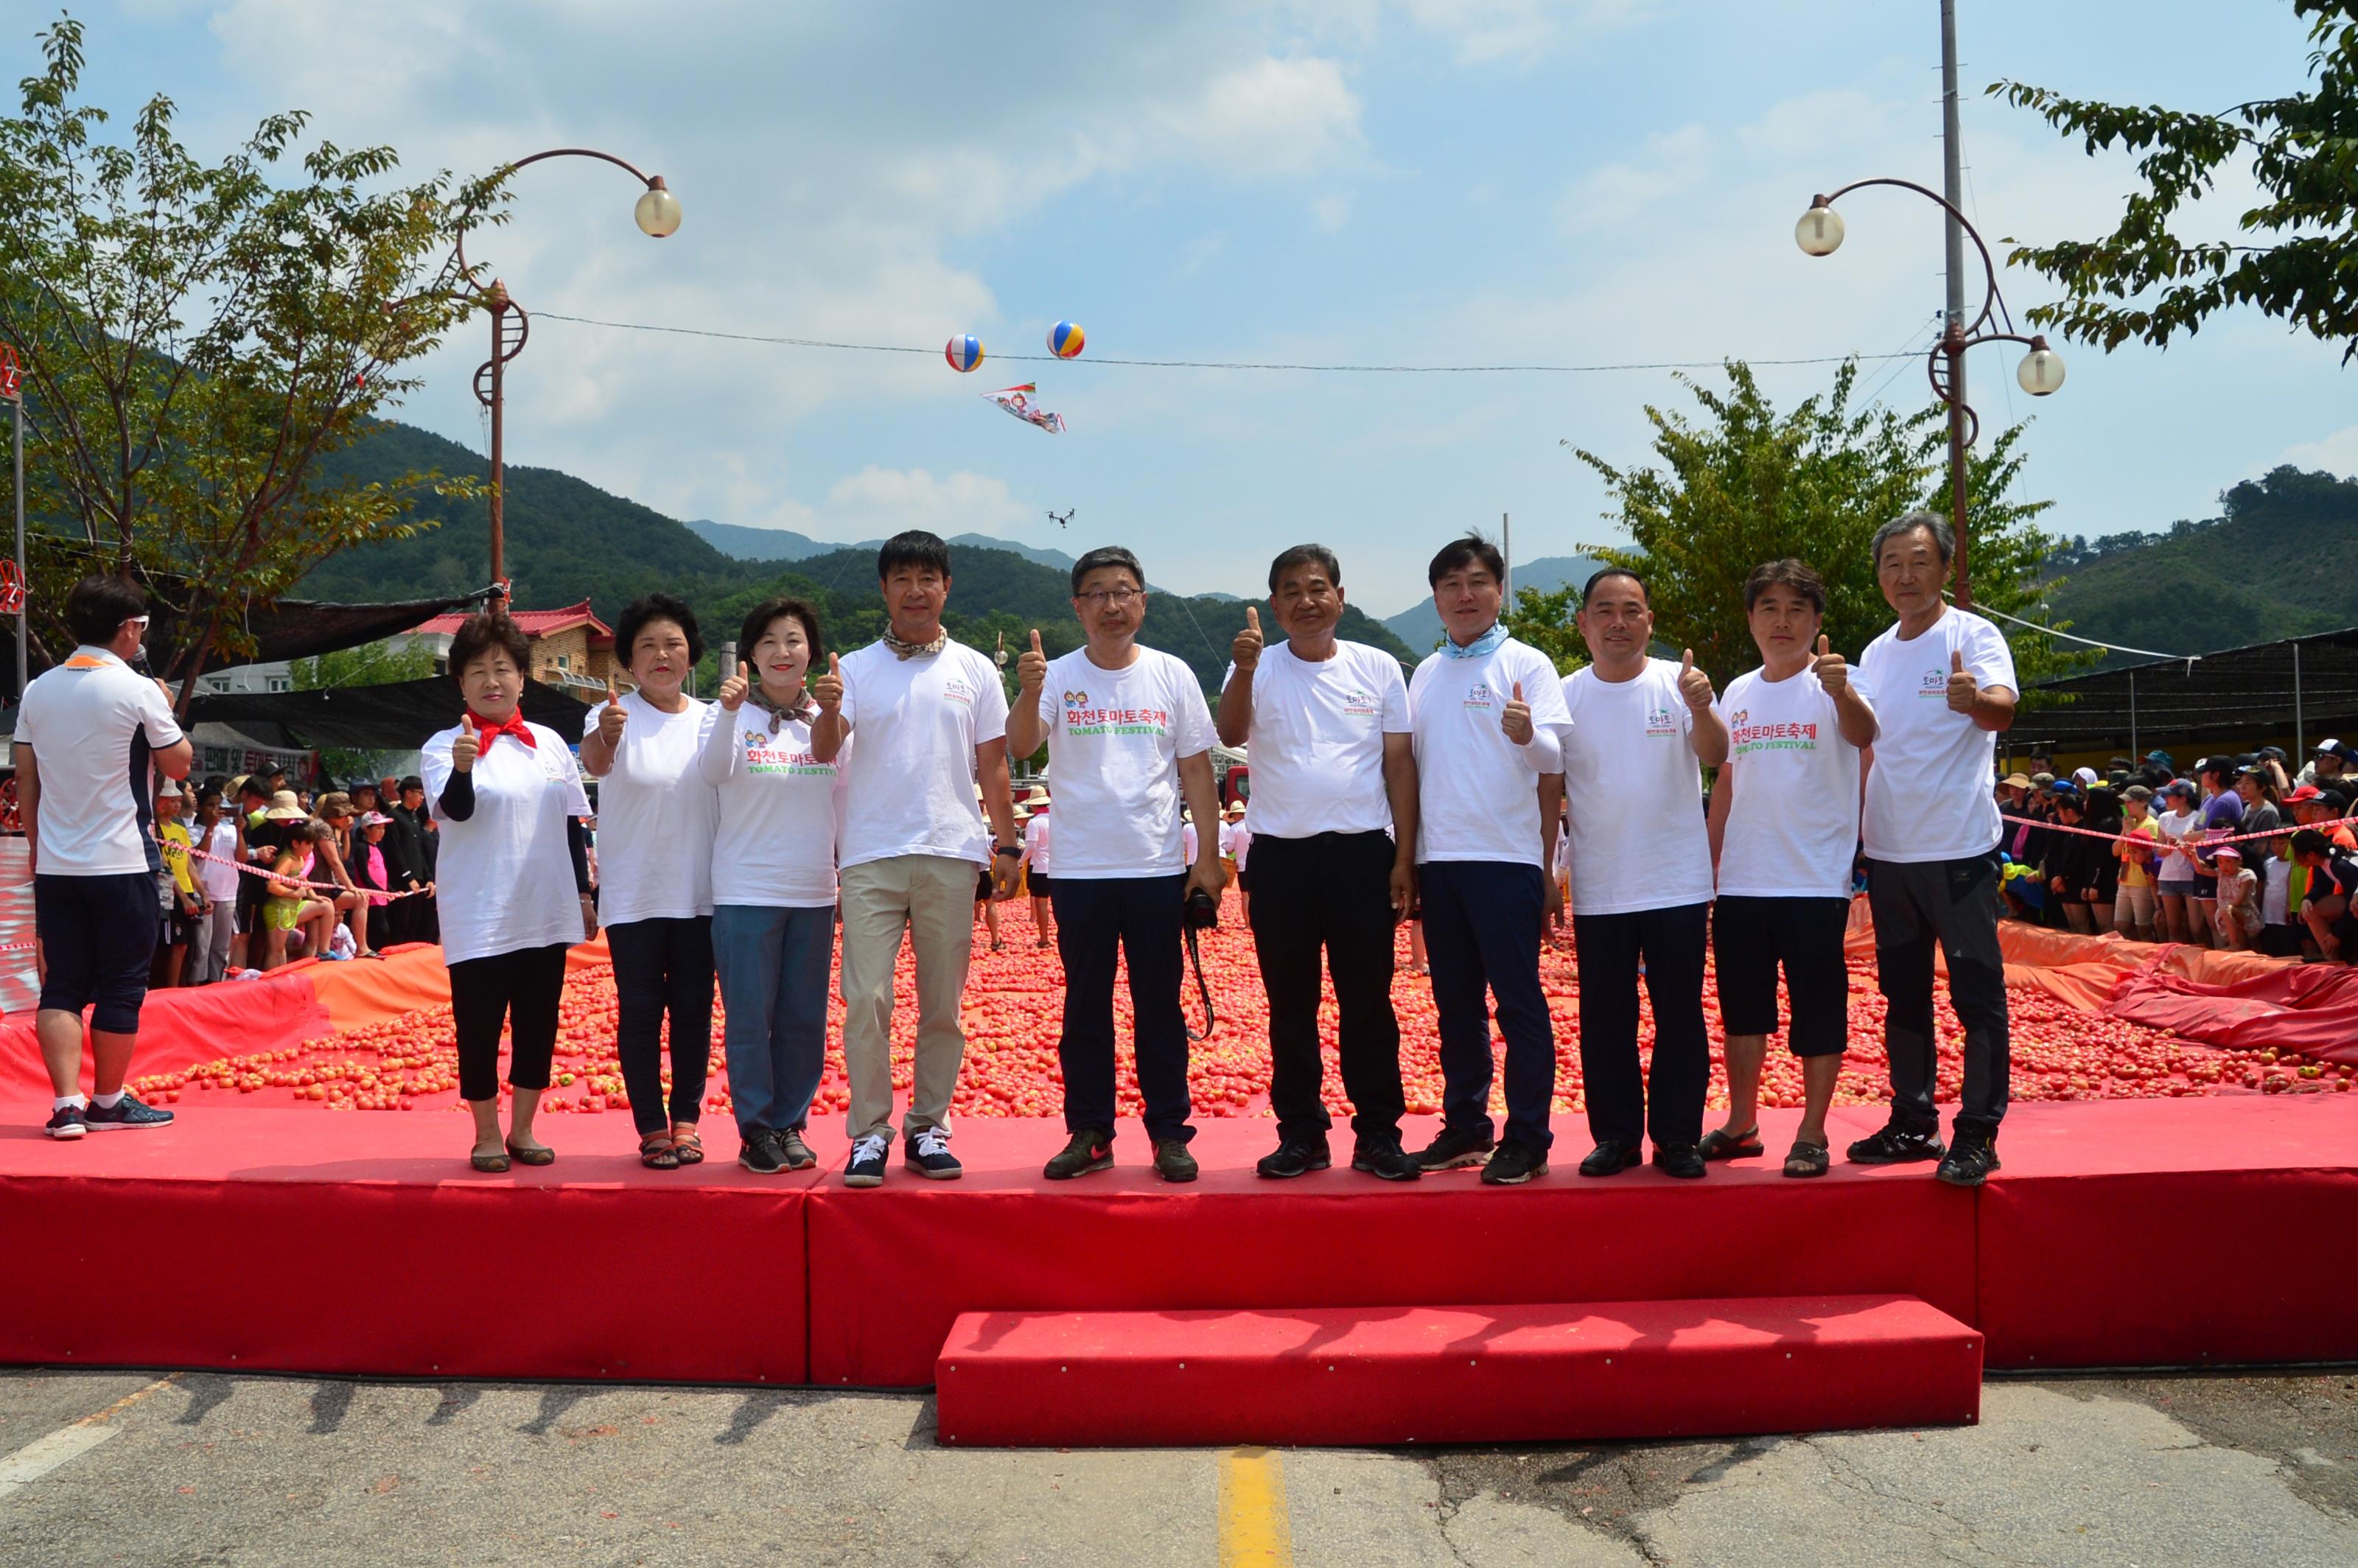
[1183,886,1219,930]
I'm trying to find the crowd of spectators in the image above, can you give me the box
[1995,739,2358,962]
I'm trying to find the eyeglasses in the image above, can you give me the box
[122,615,150,631]
[1076,588,1142,608]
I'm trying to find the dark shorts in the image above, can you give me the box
[1711,893,1850,1057]
[1026,872,1051,897]
[1235,867,1251,892]
[2191,875,2219,898]
[35,872,161,1035]
[976,868,995,903]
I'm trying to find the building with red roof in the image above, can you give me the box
[407,600,617,694]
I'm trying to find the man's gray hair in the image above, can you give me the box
[1871,511,1954,568]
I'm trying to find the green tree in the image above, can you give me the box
[0,15,496,706]
[1992,1,2358,359]
[1569,360,2094,699]
[1502,581,1585,676]
[290,637,435,691]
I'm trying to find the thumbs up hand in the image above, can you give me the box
[1501,679,1533,746]
[1017,629,1049,693]
[1811,633,1850,696]
[596,675,628,746]
[450,714,480,773]
[1676,647,1713,713]
[1233,605,1264,671]
[1945,648,1979,715]
[718,659,750,713]
[813,651,844,715]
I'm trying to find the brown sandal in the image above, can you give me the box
[669,1124,704,1166]
[639,1131,679,1170]
[505,1140,555,1167]
[469,1147,511,1173]
[1699,1125,1763,1161]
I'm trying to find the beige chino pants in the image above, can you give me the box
[837,852,979,1142]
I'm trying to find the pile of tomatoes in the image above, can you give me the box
[127,901,2352,1117]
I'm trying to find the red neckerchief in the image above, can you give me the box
[468,709,537,752]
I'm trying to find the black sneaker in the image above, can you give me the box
[905,1127,963,1180]
[1480,1142,1548,1186]
[43,1104,87,1140]
[83,1094,172,1132]
[1351,1138,1422,1183]
[1577,1140,1642,1177]
[1152,1138,1199,1183]
[777,1128,817,1171]
[738,1129,787,1175]
[1256,1139,1332,1179]
[1412,1124,1494,1172]
[1934,1135,2001,1188]
[1847,1120,1947,1166]
[1651,1141,1707,1180]
[844,1132,889,1188]
[1043,1130,1114,1180]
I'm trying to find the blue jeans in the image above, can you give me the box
[1418,859,1556,1152]
[711,903,834,1138]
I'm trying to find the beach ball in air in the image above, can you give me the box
[945,335,985,373]
[1048,321,1086,359]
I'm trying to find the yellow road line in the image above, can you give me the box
[0,1375,180,1505]
[1217,1446,1293,1567]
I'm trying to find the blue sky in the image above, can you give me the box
[45,1,2340,619]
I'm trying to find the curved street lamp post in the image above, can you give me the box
[455,149,680,598]
[1796,181,2063,609]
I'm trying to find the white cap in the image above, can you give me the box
[2318,738,2343,753]
[2073,766,2099,788]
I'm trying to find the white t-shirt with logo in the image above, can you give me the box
[1408,637,1571,869]
[836,640,1011,869]
[1558,657,1713,916]
[1226,640,1410,840]
[17,647,186,877]
[1712,665,1875,900]
[1858,607,2017,863]
[1022,811,1052,875]
[2154,808,2199,886]
[697,705,845,908]
[1034,647,1217,879]
[422,719,595,965]
[584,691,718,925]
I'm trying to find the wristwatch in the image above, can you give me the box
[993,844,1023,859]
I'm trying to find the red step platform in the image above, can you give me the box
[934,1295,1983,1448]
[2,1097,2355,1401]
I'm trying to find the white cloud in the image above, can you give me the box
[819,466,1033,539]
[1561,122,1711,228]
[1310,193,1352,229]
[2275,427,2358,479]
[1158,56,1365,178]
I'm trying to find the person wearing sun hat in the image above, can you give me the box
[1019,785,1054,948]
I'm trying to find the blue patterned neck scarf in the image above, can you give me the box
[1441,622,1508,659]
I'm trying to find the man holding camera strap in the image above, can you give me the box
[1406,536,1572,1185]
[1009,546,1225,1183]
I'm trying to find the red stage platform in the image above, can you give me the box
[934,1295,1984,1447]
[2,1098,2355,1418]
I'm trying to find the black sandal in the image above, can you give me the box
[1783,1140,1831,1178]
[505,1140,555,1167]
[639,1132,680,1170]
[469,1147,511,1173]
[669,1125,705,1166]
[1699,1125,1763,1161]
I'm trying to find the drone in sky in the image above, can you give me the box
[1047,508,1074,531]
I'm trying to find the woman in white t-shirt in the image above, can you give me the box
[699,598,844,1177]
[1021,790,1053,948]
[420,612,597,1172]
[2152,779,2201,944]
[580,594,721,1172]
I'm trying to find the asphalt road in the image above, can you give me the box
[2,1367,2354,1566]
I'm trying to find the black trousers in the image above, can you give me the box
[1866,853,2010,1137]
[1419,859,1556,1151]
[1572,900,1710,1149]
[606,915,716,1136]
[1247,830,1405,1146]
[449,941,567,1102]
[1050,872,1194,1143]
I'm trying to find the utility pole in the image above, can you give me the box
[1939,0,1973,606]
[1502,511,1511,600]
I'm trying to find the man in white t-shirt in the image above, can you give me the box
[1405,535,1571,1186]
[1558,567,1726,1180]
[813,531,1021,1186]
[1217,544,1420,1182]
[1010,547,1226,1184]
[17,575,195,1138]
[1225,800,1253,922]
[1702,559,1878,1178]
[1850,512,2018,1187]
